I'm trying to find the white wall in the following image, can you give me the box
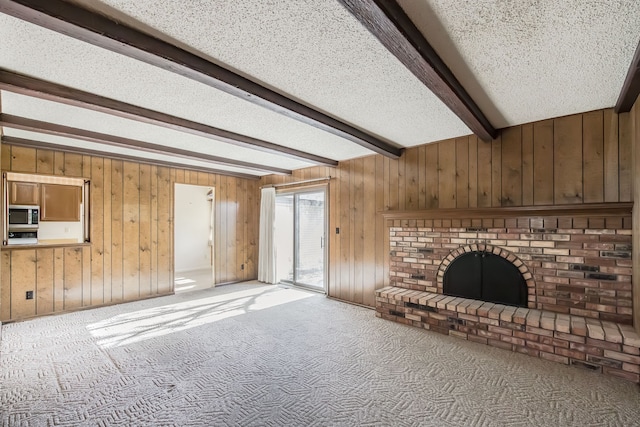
[38,220,83,243]
[174,183,213,273]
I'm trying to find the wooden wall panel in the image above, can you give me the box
[90,158,104,305]
[123,162,140,301]
[583,110,604,203]
[533,120,554,205]
[468,136,478,208]
[631,96,640,332]
[521,124,534,206]
[491,136,502,207]
[501,126,522,206]
[1,146,260,321]
[11,249,36,319]
[260,108,633,309]
[438,140,456,208]
[111,160,124,302]
[554,115,583,204]
[455,137,469,208]
[425,144,438,208]
[619,113,632,202]
[36,248,54,315]
[604,110,620,202]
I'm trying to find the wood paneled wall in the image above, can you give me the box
[632,96,640,332]
[0,145,259,321]
[262,108,633,308]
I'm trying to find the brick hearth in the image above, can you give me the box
[378,204,639,382]
[376,287,640,383]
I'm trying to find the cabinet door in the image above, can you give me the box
[9,182,39,205]
[40,184,81,221]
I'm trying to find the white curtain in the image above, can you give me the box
[258,187,277,283]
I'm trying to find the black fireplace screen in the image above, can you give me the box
[443,251,528,307]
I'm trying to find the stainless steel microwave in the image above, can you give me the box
[8,205,40,229]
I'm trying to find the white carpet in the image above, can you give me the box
[1,282,638,426]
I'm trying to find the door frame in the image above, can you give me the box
[276,184,328,293]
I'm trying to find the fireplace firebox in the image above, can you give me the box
[443,251,527,307]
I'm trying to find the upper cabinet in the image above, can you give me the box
[9,181,40,205]
[40,184,81,221]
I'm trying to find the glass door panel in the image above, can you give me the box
[295,191,325,289]
[275,194,294,283]
[275,189,326,291]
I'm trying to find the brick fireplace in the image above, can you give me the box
[376,204,640,383]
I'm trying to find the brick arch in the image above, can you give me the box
[436,244,535,307]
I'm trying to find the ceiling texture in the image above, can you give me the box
[0,0,639,178]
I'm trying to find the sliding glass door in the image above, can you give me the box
[275,188,326,291]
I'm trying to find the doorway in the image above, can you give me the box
[275,188,327,291]
[174,183,215,292]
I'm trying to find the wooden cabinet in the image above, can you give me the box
[9,181,39,205]
[40,184,81,221]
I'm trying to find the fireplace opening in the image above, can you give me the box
[443,251,527,307]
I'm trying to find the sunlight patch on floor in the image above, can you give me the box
[86,285,314,348]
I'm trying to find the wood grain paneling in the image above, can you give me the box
[631,95,640,332]
[554,115,583,204]
[1,145,260,321]
[1,108,633,319]
[261,108,633,309]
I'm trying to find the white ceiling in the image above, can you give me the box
[1,0,639,177]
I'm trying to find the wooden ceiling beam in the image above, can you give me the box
[339,0,497,142]
[0,0,402,159]
[0,69,338,167]
[1,136,259,180]
[615,40,640,112]
[0,114,290,175]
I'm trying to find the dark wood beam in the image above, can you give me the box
[0,69,338,167]
[0,114,291,175]
[339,0,497,142]
[615,40,640,112]
[1,136,259,180]
[0,0,402,159]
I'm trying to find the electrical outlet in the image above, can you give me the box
[336,227,340,234]
[26,291,34,300]
[241,264,245,270]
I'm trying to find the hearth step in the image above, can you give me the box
[375,286,640,383]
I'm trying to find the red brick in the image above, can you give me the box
[554,347,586,360]
[487,325,514,336]
[477,330,501,340]
[603,350,640,365]
[540,336,569,348]
[602,367,640,383]
[468,335,488,345]
[513,331,540,342]
[515,346,540,357]
[554,331,586,344]
[525,326,554,337]
[526,341,555,353]
[540,352,569,364]
[488,339,513,351]
[585,338,622,352]
[569,342,604,357]
[501,336,526,346]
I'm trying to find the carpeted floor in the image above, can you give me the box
[1,282,638,426]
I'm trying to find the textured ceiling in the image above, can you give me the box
[400,0,640,128]
[0,0,639,177]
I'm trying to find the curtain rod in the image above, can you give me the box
[260,176,332,189]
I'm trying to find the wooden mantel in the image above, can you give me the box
[380,202,633,220]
